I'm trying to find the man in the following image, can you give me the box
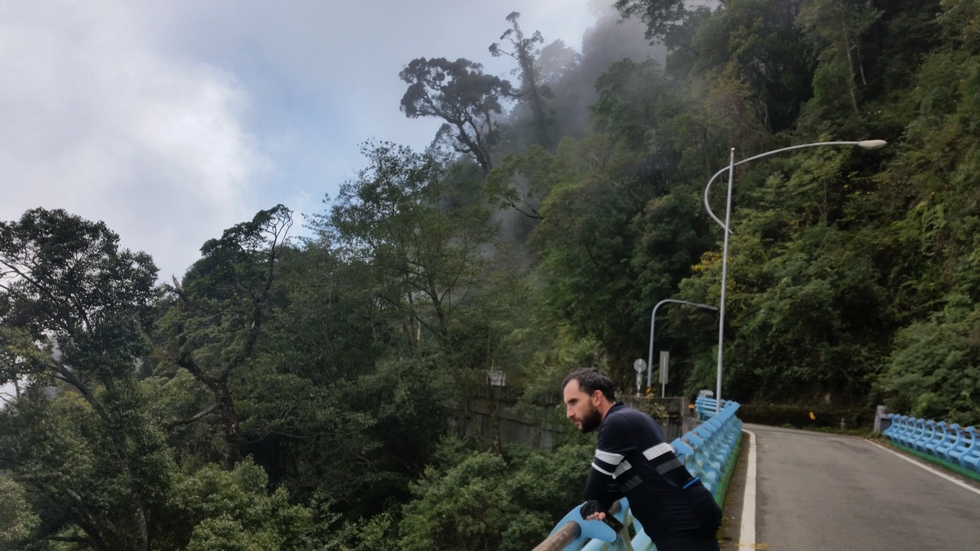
[562,367,722,551]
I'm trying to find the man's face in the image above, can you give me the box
[563,379,602,433]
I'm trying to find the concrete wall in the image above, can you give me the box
[448,404,564,450]
[450,394,695,450]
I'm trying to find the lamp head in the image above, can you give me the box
[857,139,887,149]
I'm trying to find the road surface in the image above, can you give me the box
[733,424,980,551]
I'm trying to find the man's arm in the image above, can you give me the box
[582,413,632,517]
[583,459,624,506]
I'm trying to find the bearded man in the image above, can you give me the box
[562,367,722,551]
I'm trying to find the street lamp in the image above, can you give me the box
[647,299,718,394]
[704,140,887,412]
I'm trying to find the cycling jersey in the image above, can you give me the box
[584,402,722,545]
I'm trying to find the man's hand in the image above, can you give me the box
[580,500,624,535]
[579,499,607,521]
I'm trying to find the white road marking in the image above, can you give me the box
[740,429,757,548]
[866,440,980,497]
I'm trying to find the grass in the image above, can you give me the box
[714,431,744,507]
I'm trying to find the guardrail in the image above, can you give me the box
[883,414,980,474]
[532,401,742,550]
[694,396,725,420]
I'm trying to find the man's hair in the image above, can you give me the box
[562,367,616,401]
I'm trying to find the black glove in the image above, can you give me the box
[580,500,624,534]
[579,499,607,519]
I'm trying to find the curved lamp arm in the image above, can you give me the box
[703,140,888,231]
[647,299,718,389]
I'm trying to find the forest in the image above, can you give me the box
[1,0,978,549]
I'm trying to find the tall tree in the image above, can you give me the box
[0,208,168,550]
[400,57,514,176]
[796,0,881,123]
[490,11,555,149]
[158,205,292,466]
[691,0,815,134]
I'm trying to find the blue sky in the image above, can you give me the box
[0,1,640,280]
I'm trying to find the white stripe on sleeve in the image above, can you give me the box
[642,442,674,460]
[613,460,632,479]
[595,449,625,465]
[591,462,615,477]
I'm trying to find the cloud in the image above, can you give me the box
[0,1,601,281]
[0,2,262,279]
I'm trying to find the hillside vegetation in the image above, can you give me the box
[2,1,978,549]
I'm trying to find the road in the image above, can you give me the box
[736,424,980,551]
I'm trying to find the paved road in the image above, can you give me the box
[746,424,980,551]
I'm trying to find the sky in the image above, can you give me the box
[0,0,628,281]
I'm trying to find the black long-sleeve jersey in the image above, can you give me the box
[584,403,721,543]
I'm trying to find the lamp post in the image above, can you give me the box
[647,299,718,393]
[704,140,887,412]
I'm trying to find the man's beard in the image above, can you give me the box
[579,406,602,433]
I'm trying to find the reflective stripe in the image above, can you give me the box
[613,460,632,479]
[655,457,684,475]
[643,442,673,460]
[619,475,642,492]
[595,449,625,465]
[592,462,615,477]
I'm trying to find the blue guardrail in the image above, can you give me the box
[883,414,980,474]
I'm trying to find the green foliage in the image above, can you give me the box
[394,440,592,551]
[155,205,295,465]
[175,459,313,550]
[320,511,399,551]
[529,134,654,370]
[398,451,511,551]
[879,295,980,425]
[795,0,882,131]
[0,473,40,546]
[614,0,710,51]
[690,0,815,134]
[485,145,557,219]
[321,142,499,353]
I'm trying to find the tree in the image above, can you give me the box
[400,57,514,176]
[397,451,512,551]
[310,142,516,462]
[879,294,980,426]
[490,12,555,149]
[614,0,710,52]
[796,0,881,125]
[690,0,815,135]
[393,437,594,551]
[0,208,169,550]
[590,58,685,159]
[871,0,980,424]
[319,142,498,353]
[173,459,314,550]
[158,205,293,466]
